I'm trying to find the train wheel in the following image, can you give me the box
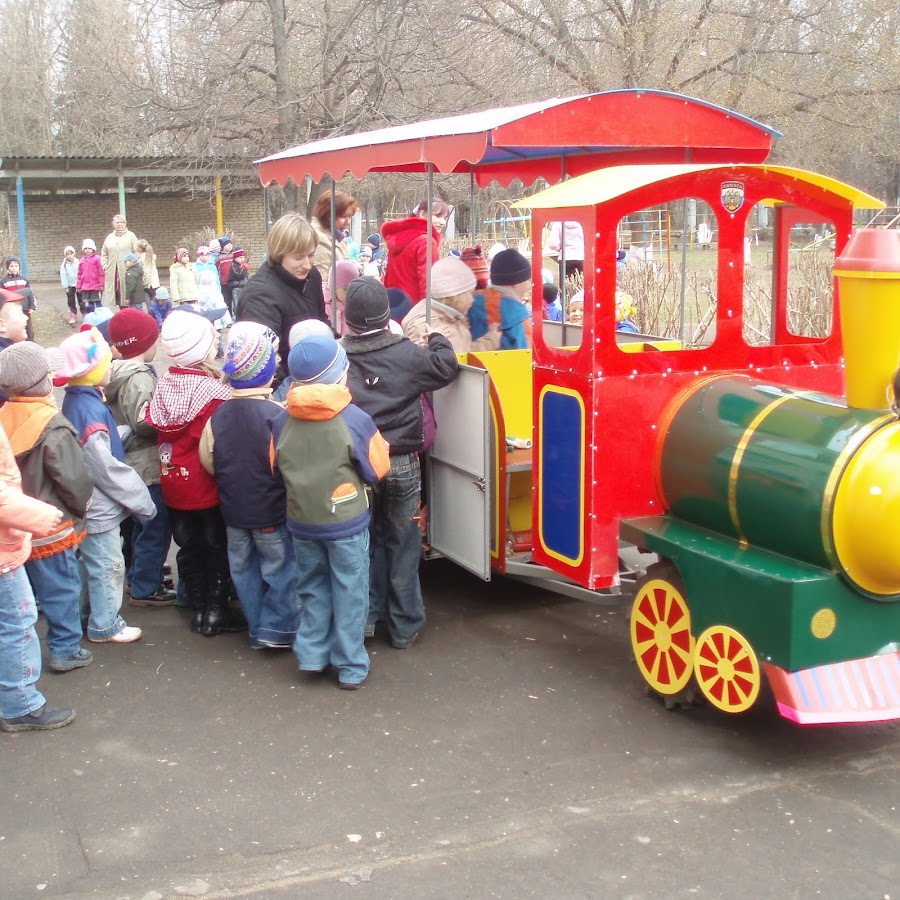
[630,564,694,695]
[693,626,761,713]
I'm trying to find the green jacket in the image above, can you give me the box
[105,359,160,485]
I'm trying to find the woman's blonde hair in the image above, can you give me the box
[136,239,155,264]
[266,213,317,265]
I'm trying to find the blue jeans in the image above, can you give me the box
[292,530,370,685]
[129,484,171,598]
[78,528,127,639]
[368,454,425,645]
[227,524,300,647]
[0,566,45,719]
[25,548,84,659]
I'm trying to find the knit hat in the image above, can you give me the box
[53,328,113,387]
[490,249,532,286]
[460,246,489,288]
[80,306,114,343]
[174,247,189,264]
[358,245,372,259]
[386,288,413,323]
[160,309,218,366]
[82,238,96,251]
[0,287,25,305]
[218,236,231,247]
[207,239,220,251]
[543,283,560,303]
[0,341,54,397]
[430,256,476,300]
[288,333,349,385]
[108,308,159,359]
[366,233,381,249]
[223,322,276,388]
[196,245,210,256]
[488,243,506,261]
[123,253,139,264]
[64,245,76,255]
[232,247,246,259]
[344,277,391,333]
[288,317,333,349]
[324,260,362,303]
[5,256,19,268]
[155,286,170,301]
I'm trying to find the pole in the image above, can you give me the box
[215,176,224,235]
[15,176,28,277]
[329,180,338,331]
[425,164,434,323]
[679,197,689,345]
[118,174,126,218]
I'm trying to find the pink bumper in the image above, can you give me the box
[764,651,900,725]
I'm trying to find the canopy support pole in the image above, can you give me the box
[425,164,434,323]
[329,180,338,331]
[469,169,476,244]
[118,174,126,218]
[678,197,689,344]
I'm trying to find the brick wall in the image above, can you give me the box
[4,191,265,280]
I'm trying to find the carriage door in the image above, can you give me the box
[428,364,492,580]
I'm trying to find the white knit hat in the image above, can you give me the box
[430,257,476,300]
[82,238,96,251]
[288,317,333,349]
[160,309,217,366]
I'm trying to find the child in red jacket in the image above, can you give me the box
[76,239,105,314]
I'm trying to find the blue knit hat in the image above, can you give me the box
[223,322,276,388]
[288,334,348,385]
[81,306,114,343]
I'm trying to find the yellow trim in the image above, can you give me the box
[727,394,794,541]
[489,392,502,563]
[537,385,585,567]
[820,414,893,571]
[513,164,884,211]
[833,269,900,280]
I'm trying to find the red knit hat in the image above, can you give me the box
[108,308,160,359]
[460,246,489,289]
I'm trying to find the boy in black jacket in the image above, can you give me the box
[341,277,459,649]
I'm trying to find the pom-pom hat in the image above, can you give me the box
[344,277,391,333]
[430,257,476,300]
[82,238,96,251]
[288,334,349,385]
[53,328,113,387]
[223,322,277,388]
[288,318,332,349]
[160,309,218,367]
[155,286,170,301]
[0,341,55,397]
[460,246,489,287]
[108,308,159,359]
[490,249,532,286]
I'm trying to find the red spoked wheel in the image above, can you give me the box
[630,563,694,696]
[693,625,761,713]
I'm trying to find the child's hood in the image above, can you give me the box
[286,382,351,421]
[147,369,232,431]
[105,359,150,403]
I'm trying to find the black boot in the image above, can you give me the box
[202,575,247,636]
[183,574,208,634]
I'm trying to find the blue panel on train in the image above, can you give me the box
[539,389,584,564]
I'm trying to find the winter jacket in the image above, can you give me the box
[381,217,441,304]
[105,359,161,485]
[0,275,35,311]
[139,252,160,291]
[469,288,532,350]
[236,260,328,388]
[61,385,156,533]
[402,299,500,353]
[341,328,459,455]
[169,261,198,304]
[146,368,232,510]
[0,428,61,573]
[311,217,350,282]
[77,253,105,292]
[273,382,389,541]
[124,263,145,306]
[216,253,234,286]
[60,258,78,289]
[0,395,93,559]
[199,388,287,529]
[195,261,229,320]
[547,221,585,262]
[100,229,138,304]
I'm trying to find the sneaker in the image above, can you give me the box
[129,587,176,607]
[390,634,418,650]
[338,679,365,691]
[1,704,75,732]
[47,648,93,673]
[88,625,142,643]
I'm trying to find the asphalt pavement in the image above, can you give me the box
[2,286,898,899]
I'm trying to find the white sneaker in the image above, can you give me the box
[89,626,142,644]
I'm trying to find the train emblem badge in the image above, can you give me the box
[720,181,745,212]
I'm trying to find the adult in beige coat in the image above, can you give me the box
[310,190,357,283]
[100,214,138,306]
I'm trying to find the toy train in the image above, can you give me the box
[428,163,900,725]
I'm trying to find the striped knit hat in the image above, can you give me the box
[160,309,217,367]
[223,321,276,388]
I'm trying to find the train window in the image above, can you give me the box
[617,199,718,349]
[742,203,834,346]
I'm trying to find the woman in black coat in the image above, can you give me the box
[236,213,329,388]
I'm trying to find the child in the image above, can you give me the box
[123,253,145,310]
[221,246,249,316]
[543,282,563,322]
[341,278,458,648]
[273,332,389,689]
[106,308,174,608]
[150,286,173,327]
[468,248,533,350]
[169,248,198,308]
[147,310,241,636]
[271,318,333,404]
[0,290,30,408]
[136,239,160,307]
[460,245,489,290]
[199,322,299,649]
[57,328,155,643]
[76,239,104,315]
[1,257,36,341]
[60,245,82,325]
[0,342,94,672]
[324,260,362,335]
[0,427,75,733]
